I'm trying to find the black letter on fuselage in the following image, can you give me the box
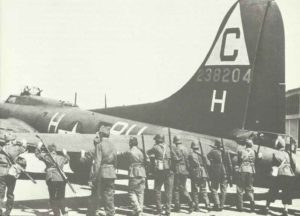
[220,28,240,61]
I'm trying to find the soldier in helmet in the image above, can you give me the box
[207,140,232,211]
[265,138,295,216]
[118,136,147,216]
[236,139,256,212]
[147,134,175,216]
[93,126,117,216]
[0,138,28,216]
[35,143,70,216]
[172,136,194,213]
[189,141,211,212]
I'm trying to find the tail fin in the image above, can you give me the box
[94,0,285,137]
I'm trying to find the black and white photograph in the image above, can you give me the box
[0,0,300,215]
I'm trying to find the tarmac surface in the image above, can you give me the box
[8,178,300,216]
[5,153,300,216]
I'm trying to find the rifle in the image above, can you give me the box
[141,134,149,190]
[198,140,212,190]
[167,128,176,170]
[1,149,36,184]
[36,135,76,194]
[220,138,233,187]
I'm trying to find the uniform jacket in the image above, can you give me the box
[94,139,117,179]
[173,144,190,175]
[120,146,146,178]
[207,148,232,181]
[272,148,294,177]
[147,143,178,171]
[35,148,70,182]
[0,144,26,176]
[189,150,210,179]
[237,146,255,173]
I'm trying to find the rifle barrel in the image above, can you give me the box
[141,134,149,190]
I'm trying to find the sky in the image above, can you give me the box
[1,0,300,109]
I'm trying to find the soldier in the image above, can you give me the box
[35,143,70,216]
[93,127,117,216]
[146,134,175,216]
[118,136,147,216]
[236,139,256,212]
[80,135,100,216]
[172,136,194,213]
[265,139,295,216]
[189,141,211,212]
[207,140,232,211]
[0,138,27,216]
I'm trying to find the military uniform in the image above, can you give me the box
[0,141,27,216]
[35,146,70,216]
[147,136,175,216]
[266,147,295,215]
[236,142,256,211]
[189,145,210,211]
[120,143,146,216]
[80,150,98,216]
[172,138,194,213]
[94,138,117,216]
[207,144,232,210]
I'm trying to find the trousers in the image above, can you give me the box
[267,176,294,205]
[191,178,210,206]
[173,174,193,208]
[154,170,174,214]
[47,181,67,216]
[211,178,228,208]
[236,172,254,209]
[128,177,145,214]
[0,175,16,215]
[97,178,115,216]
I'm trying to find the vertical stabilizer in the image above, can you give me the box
[93,0,285,137]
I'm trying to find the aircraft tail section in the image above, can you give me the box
[93,0,285,137]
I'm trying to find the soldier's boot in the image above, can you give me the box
[188,201,194,214]
[250,201,255,212]
[173,204,180,213]
[213,204,220,211]
[220,193,226,211]
[154,190,162,215]
[236,200,243,212]
[205,200,212,211]
[4,199,14,216]
[173,191,180,212]
[50,200,61,216]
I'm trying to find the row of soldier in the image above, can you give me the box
[78,128,296,216]
[0,129,296,216]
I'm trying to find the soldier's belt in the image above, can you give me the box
[130,163,144,167]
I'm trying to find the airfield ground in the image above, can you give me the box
[6,153,300,216]
[9,178,300,216]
